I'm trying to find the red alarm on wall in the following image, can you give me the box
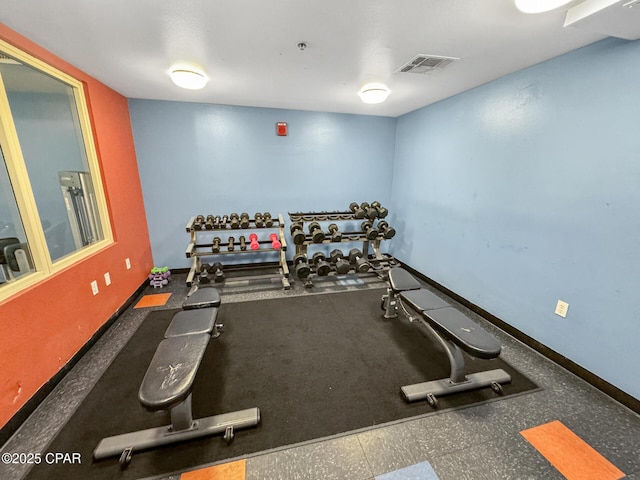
[276,122,288,136]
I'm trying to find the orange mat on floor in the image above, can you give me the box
[520,420,624,480]
[180,460,245,480]
[133,293,171,308]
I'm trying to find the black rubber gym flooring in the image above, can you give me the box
[25,288,538,480]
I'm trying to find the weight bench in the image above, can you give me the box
[382,268,511,407]
[94,309,260,467]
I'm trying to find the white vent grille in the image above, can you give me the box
[395,54,458,75]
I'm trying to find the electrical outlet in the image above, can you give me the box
[125,258,131,270]
[91,280,99,296]
[555,300,569,318]
[104,272,111,286]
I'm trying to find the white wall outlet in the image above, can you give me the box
[91,280,99,296]
[555,300,569,318]
[104,272,111,286]
[125,258,131,270]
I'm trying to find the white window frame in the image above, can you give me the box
[0,39,113,302]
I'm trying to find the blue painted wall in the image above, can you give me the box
[129,100,396,268]
[390,38,640,399]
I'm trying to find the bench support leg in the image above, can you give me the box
[382,288,398,319]
[434,329,467,384]
[170,394,194,431]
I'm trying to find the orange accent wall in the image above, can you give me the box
[0,24,154,429]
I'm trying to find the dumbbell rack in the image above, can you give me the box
[288,209,396,287]
[185,213,290,289]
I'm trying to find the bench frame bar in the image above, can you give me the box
[93,401,260,460]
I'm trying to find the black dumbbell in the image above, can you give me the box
[194,214,205,230]
[227,236,235,252]
[371,201,388,218]
[212,237,221,253]
[363,203,378,219]
[290,222,306,244]
[377,221,396,239]
[240,213,250,229]
[328,223,342,242]
[361,220,379,240]
[229,213,240,229]
[293,253,311,278]
[309,222,325,243]
[349,202,366,219]
[220,215,229,228]
[211,262,225,283]
[239,235,247,251]
[330,249,351,274]
[349,248,370,272]
[254,213,264,228]
[312,252,331,276]
[360,202,371,219]
[199,263,211,283]
[263,212,274,227]
[205,215,215,229]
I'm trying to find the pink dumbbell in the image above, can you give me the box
[270,233,282,250]
[249,233,260,250]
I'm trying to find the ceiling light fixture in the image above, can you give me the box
[358,83,390,104]
[514,0,573,13]
[169,68,208,90]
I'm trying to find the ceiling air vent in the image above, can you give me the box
[396,54,459,75]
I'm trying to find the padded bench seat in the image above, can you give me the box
[399,288,449,312]
[398,289,500,359]
[388,267,422,293]
[139,333,210,411]
[421,307,501,359]
[165,308,219,338]
[183,286,221,309]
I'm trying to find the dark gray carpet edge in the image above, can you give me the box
[25,289,539,480]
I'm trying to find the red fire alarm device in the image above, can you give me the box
[276,122,288,136]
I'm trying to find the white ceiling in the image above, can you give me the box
[0,0,607,117]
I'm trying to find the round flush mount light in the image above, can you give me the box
[169,68,208,90]
[358,83,390,104]
[514,0,573,13]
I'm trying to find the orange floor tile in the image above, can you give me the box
[180,459,246,480]
[521,420,624,480]
[133,292,172,308]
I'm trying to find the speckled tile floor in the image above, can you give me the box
[2,269,639,480]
